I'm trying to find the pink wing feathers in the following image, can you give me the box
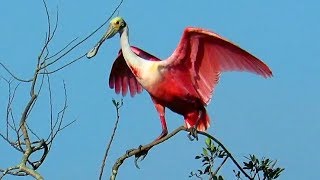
[164,27,273,104]
[109,46,161,96]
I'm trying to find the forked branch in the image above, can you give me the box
[0,0,125,179]
[110,126,252,180]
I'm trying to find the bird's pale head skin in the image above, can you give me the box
[110,17,126,33]
[86,17,126,59]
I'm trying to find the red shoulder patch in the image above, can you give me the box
[130,66,140,77]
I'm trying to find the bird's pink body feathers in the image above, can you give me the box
[108,27,272,135]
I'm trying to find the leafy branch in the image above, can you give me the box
[108,126,284,180]
[190,138,284,180]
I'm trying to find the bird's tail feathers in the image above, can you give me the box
[184,108,210,132]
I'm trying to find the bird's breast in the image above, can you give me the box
[131,62,163,90]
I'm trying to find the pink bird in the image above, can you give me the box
[87,17,272,140]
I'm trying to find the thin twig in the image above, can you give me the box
[212,156,229,177]
[5,78,13,138]
[47,6,59,44]
[40,0,123,71]
[58,119,76,132]
[38,0,51,61]
[46,81,74,149]
[46,70,54,143]
[0,133,22,152]
[0,62,32,82]
[40,54,86,74]
[99,99,123,180]
[26,123,41,141]
[45,38,78,60]
[9,82,20,129]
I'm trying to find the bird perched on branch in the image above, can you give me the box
[87,17,272,141]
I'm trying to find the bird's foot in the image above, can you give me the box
[126,148,135,158]
[155,129,168,141]
[125,145,149,168]
[134,145,149,169]
[187,126,199,141]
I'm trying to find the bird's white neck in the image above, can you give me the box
[120,26,144,68]
[119,25,162,90]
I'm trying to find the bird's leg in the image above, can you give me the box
[188,109,202,141]
[156,114,168,140]
[132,114,168,167]
[132,113,167,168]
[188,128,198,141]
[127,99,168,168]
[132,111,168,167]
[152,99,168,141]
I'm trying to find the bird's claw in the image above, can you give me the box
[134,145,149,169]
[187,127,199,141]
[126,148,135,158]
[155,130,168,141]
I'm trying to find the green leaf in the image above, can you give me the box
[112,99,117,106]
[204,165,210,174]
[218,151,226,158]
[202,156,210,162]
[251,155,256,162]
[202,162,209,166]
[205,137,211,147]
[233,170,241,178]
[210,144,216,153]
[218,175,224,180]
[274,168,285,178]
[203,147,208,156]
[243,161,254,170]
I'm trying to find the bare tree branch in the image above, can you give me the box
[0,0,125,179]
[213,156,229,177]
[0,63,32,82]
[40,0,124,72]
[45,37,78,60]
[46,80,74,149]
[40,54,86,75]
[99,99,123,180]
[38,0,52,61]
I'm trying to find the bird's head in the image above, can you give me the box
[87,17,126,59]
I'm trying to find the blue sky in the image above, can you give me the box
[0,0,319,179]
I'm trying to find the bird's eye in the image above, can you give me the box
[116,21,120,25]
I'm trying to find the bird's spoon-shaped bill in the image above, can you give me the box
[86,24,118,59]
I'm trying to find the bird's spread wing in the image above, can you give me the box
[163,27,273,105]
[109,46,161,97]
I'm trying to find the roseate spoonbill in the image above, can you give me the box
[87,17,272,140]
